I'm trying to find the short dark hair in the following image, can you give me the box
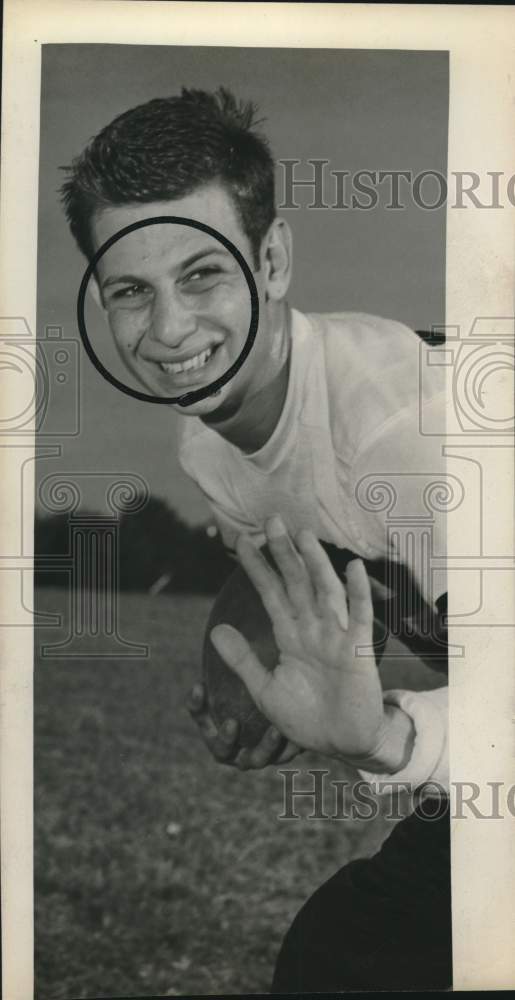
[60,87,275,268]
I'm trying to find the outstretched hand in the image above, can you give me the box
[210,516,386,766]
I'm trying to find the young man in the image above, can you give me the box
[62,86,451,991]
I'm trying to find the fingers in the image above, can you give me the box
[210,624,273,709]
[186,680,208,717]
[186,682,241,763]
[264,516,315,617]
[277,740,302,764]
[236,535,293,626]
[234,725,286,770]
[368,576,394,603]
[346,558,374,631]
[237,518,338,625]
[187,683,286,770]
[235,731,301,770]
[296,529,348,629]
[237,523,364,639]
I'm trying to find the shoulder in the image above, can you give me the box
[309,309,423,386]
[305,310,444,460]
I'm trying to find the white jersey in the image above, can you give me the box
[179,308,446,604]
[179,308,449,791]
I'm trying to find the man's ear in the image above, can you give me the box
[88,276,105,310]
[262,218,292,303]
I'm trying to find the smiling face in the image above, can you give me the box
[91,184,290,417]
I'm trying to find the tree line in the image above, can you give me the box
[34,496,234,594]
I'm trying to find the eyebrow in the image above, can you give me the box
[101,246,229,291]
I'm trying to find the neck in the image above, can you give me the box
[202,305,291,453]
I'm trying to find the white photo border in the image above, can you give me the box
[1,2,514,995]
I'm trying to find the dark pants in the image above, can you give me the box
[272,798,452,992]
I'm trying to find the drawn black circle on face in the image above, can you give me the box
[77,215,260,407]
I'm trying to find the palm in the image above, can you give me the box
[211,521,384,761]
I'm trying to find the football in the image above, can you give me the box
[202,561,279,748]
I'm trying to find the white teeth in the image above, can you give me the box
[160,346,213,375]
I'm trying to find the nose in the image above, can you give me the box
[148,286,198,349]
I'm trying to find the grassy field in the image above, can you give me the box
[35,587,442,999]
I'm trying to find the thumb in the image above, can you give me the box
[210,624,272,707]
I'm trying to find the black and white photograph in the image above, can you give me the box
[1,3,514,997]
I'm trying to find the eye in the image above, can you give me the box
[111,283,150,302]
[181,266,223,291]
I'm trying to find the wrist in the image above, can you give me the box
[345,704,415,774]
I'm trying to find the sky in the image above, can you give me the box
[36,44,448,523]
